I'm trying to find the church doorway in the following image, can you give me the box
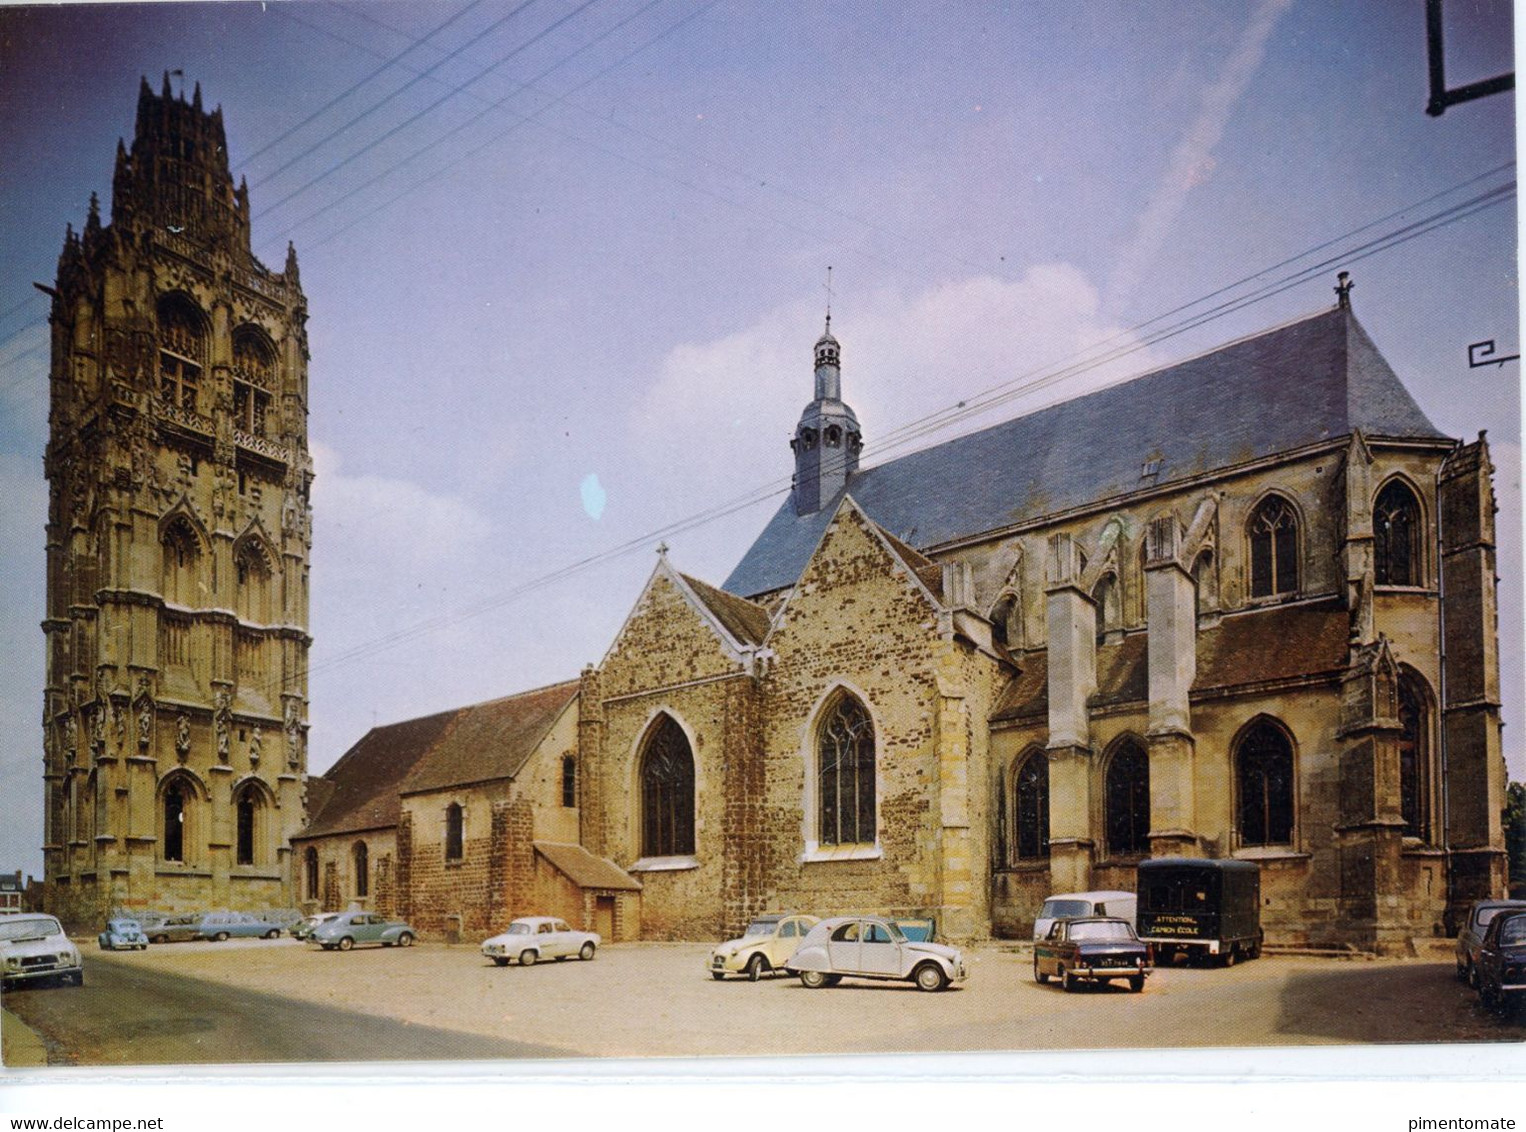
[595,896,615,940]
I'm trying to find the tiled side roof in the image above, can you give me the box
[725,307,1446,598]
[296,708,459,840]
[533,841,643,891]
[990,601,1351,721]
[401,680,579,797]
[680,573,772,646]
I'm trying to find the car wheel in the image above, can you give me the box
[519,949,537,967]
[711,970,725,981]
[214,931,229,942]
[66,970,83,987]
[799,969,828,989]
[338,936,354,952]
[492,957,509,967]
[1061,966,1078,993]
[745,953,767,982]
[1129,974,1145,993]
[580,941,596,961]
[264,929,280,939]
[914,963,948,992]
[1033,958,1050,985]
[1468,963,1480,990]
[398,932,415,948]
[151,935,166,944]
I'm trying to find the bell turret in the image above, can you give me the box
[791,316,862,515]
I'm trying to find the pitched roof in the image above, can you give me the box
[296,708,458,840]
[533,841,643,891]
[679,572,772,646]
[724,307,1446,598]
[400,680,579,797]
[990,600,1351,721]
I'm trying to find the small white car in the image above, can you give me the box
[709,912,820,981]
[480,916,599,967]
[787,915,967,992]
[0,913,83,989]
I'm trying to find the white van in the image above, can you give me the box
[1033,890,1137,941]
[0,912,83,988]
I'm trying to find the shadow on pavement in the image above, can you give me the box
[1275,963,1524,1044]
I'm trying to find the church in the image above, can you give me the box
[298,289,1507,954]
[43,83,1508,954]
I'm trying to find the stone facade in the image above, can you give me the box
[42,77,313,930]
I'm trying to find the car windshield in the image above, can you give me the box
[0,917,61,941]
[506,923,532,935]
[1069,921,1136,942]
[744,919,781,937]
[1041,900,1091,919]
[1476,906,1522,929]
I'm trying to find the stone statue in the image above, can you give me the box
[175,714,190,761]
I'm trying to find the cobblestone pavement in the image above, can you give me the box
[4,936,1521,1065]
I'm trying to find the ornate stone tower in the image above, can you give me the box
[42,75,313,927]
[790,320,862,515]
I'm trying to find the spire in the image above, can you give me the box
[192,81,202,112]
[284,241,301,285]
[85,192,101,239]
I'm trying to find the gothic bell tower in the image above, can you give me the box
[42,75,314,927]
[791,319,862,515]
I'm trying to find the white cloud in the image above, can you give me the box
[631,266,1155,502]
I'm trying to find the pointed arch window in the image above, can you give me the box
[161,518,201,606]
[235,784,260,866]
[157,295,205,413]
[562,755,577,808]
[444,803,463,862]
[641,716,696,856]
[1249,496,1299,598]
[232,329,275,436]
[305,846,319,901]
[1398,676,1431,840]
[353,841,369,898]
[1375,481,1422,587]
[1013,749,1050,861]
[235,543,271,623]
[162,779,189,863]
[818,694,875,846]
[1236,720,1295,847]
[1105,738,1150,858]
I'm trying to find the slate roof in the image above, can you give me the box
[534,841,643,892]
[400,680,579,796]
[296,708,458,839]
[991,600,1351,721]
[680,572,772,647]
[725,307,1446,598]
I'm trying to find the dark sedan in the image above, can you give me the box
[1475,908,1526,1014]
[1033,916,1151,992]
[1455,899,1526,987]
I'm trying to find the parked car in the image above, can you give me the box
[0,913,83,988]
[97,917,149,951]
[291,912,343,941]
[1137,858,1261,965]
[786,915,967,992]
[1455,899,1526,987]
[1475,908,1526,1013]
[709,912,819,981]
[144,913,203,943]
[1033,916,1151,992]
[1033,890,1136,941]
[481,917,598,966]
[197,911,283,941]
[312,912,417,951]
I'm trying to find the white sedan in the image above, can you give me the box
[481,916,599,967]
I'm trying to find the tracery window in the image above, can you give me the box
[232,330,274,436]
[1375,481,1422,587]
[641,716,695,856]
[353,841,369,898]
[305,847,319,900]
[162,780,188,863]
[235,784,259,866]
[1248,496,1299,598]
[1105,738,1150,857]
[817,694,875,846]
[235,544,271,623]
[1398,677,1430,840]
[1013,749,1050,861]
[1236,720,1295,847]
[444,803,463,862]
[161,517,201,606]
[157,296,205,413]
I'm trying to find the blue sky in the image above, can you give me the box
[0,0,1518,881]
